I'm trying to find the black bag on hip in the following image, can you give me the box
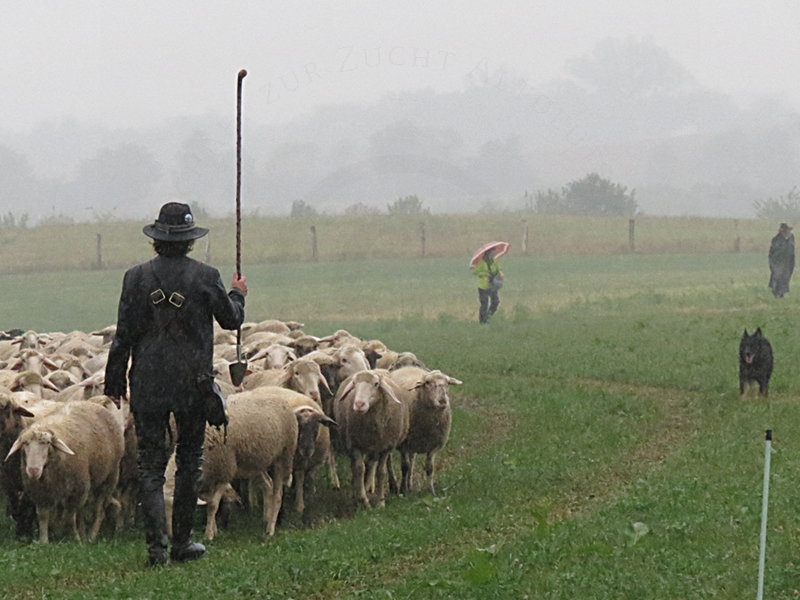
[197,374,228,428]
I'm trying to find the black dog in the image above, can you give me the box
[739,328,774,397]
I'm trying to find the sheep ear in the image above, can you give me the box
[447,376,463,386]
[410,380,425,391]
[318,375,332,396]
[380,379,403,404]
[277,367,293,388]
[52,436,75,456]
[338,380,355,402]
[42,378,61,392]
[319,415,338,428]
[5,437,24,461]
[287,351,297,362]
[13,404,35,418]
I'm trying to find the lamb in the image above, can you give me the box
[267,388,336,522]
[196,388,298,539]
[333,370,409,509]
[268,359,339,488]
[6,400,125,543]
[386,367,462,496]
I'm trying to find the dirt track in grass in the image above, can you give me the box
[308,376,703,599]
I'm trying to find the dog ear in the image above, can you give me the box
[755,327,763,337]
[743,328,749,336]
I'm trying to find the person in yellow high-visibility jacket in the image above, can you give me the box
[472,247,504,323]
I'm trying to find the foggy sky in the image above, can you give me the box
[1,1,798,133]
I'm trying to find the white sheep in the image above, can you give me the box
[6,400,125,543]
[386,367,462,495]
[196,388,298,539]
[333,370,409,509]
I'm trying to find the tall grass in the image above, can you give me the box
[0,213,776,274]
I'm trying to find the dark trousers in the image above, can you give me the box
[134,409,205,553]
[478,288,500,323]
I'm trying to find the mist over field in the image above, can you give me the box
[1,2,799,224]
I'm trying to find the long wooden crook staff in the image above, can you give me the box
[229,69,248,387]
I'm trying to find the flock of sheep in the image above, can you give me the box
[0,319,462,544]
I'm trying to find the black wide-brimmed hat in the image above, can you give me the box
[780,222,793,232]
[143,202,209,241]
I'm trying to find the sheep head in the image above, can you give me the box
[6,428,75,480]
[285,360,331,404]
[339,371,402,414]
[411,370,463,410]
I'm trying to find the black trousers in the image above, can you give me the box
[478,288,500,323]
[134,409,206,548]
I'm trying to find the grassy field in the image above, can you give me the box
[2,239,800,598]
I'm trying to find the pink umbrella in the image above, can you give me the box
[470,241,510,268]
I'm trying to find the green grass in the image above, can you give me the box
[2,248,800,599]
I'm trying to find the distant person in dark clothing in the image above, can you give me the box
[769,222,795,298]
[105,202,247,567]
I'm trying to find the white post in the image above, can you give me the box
[757,429,772,600]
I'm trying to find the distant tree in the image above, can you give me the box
[344,202,381,216]
[0,212,28,230]
[535,173,637,216]
[753,187,800,221]
[290,199,317,218]
[387,195,429,216]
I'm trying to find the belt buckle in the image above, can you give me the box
[169,292,185,308]
[150,289,166,304]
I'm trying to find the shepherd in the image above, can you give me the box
[470,241,508,324]
[769,222,795,298]
[104,202,247,567]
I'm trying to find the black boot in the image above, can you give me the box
[140,480,168,567]
[170,472,205,563]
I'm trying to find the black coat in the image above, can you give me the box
[769,233,795,296]
[104,255,245,413]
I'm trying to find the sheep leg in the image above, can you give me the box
[269,452,293,536]
[400,452,415,495]
[65,508,81,542]
[327,452,340,488]
[204,486,227,541]
[375,451,390,508]
[350,450,369,509]
[87,498,106,542]
[301,470,315,528]
[37,507,51,544]
[294,469,306,514]
[365,459,377,494]
[259,472,274,533]
[425,452,436,496]
[386,453,399,495]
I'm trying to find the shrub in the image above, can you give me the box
[753,187,800,221]
[387,195,429,216]
[535,173,637,216]
[290,199,317,218]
